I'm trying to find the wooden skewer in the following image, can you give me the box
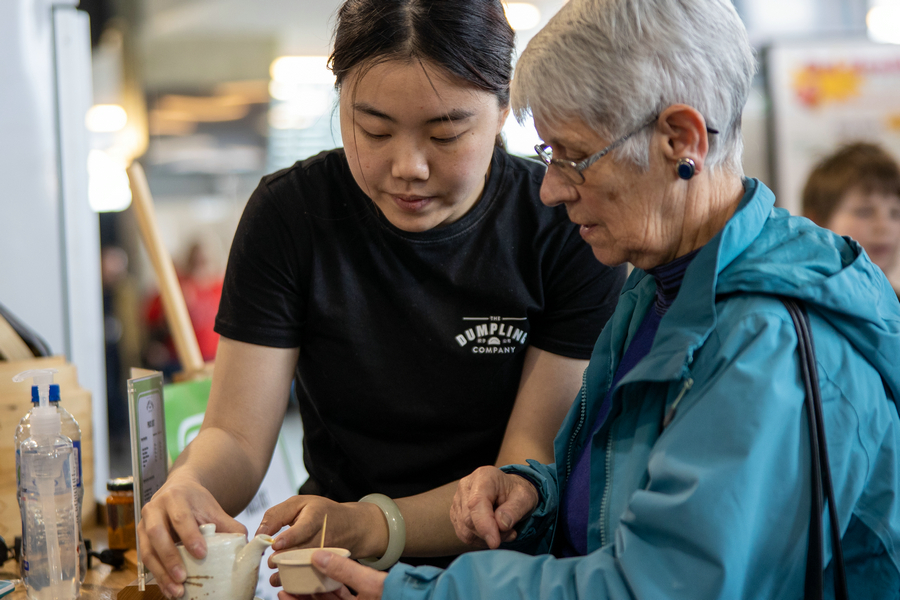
[320,514,328,549]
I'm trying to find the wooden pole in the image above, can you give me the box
[126,161,206,376]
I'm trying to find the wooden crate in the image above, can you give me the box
[0,356,96,540]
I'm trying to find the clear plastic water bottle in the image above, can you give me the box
[15,383,86,583]
[16,370,79,600]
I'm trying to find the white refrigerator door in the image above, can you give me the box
[0,0,108,497]
[54,1,110,500]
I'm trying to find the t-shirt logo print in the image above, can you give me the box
[454,316,529,354]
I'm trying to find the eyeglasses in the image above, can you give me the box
[534,116,719,185]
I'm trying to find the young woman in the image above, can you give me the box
[137,1,625,597]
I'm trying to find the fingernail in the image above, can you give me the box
[313,551,333,568]
[273,538,284,550]
[168,584,183,598]
[191,543,205,557]
[172,566,186,582]
[499,513,512,529]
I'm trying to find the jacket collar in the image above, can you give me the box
[616,178,775,385]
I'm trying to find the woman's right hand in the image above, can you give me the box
[258,495,389,586]
[450,466,539,549]
[137,473,247,599]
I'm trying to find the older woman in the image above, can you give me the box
[277,0,900,598]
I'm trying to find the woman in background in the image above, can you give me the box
[803,141,900,298]
[138,1,625,597]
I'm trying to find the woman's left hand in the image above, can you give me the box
[276,550,388,600]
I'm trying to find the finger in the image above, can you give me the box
[273,518,323,552]
[139,514,188,596]
[166,507,206,559]
[212,512,248,536]
[494,479,538,533]
[258,497,306,536]
[451,477,492,547]
[499,529,518,543]
[312,551,386,598]
[467,493,502,549]
[269,570,282,586]
[138,538,182,599]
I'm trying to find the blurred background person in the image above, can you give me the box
[101,244,145,466]
[144,236,224,377]
[802,142,900,298]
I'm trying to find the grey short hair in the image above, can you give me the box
[512,0,757,174]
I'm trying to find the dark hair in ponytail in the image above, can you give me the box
[329,0,515,108]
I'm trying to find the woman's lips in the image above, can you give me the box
[392,195,434,212]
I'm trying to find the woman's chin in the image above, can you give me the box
[381,208,447,233]
[589,246,628,268]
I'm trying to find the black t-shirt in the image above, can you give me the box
[215,147,626,502]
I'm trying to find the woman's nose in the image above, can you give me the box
[391,144,430,181]
[539,166,577,207]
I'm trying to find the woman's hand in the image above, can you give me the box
[137,473,247,599]
[450,466,539,549]
[259,496,388,586]
[275,551,387,600]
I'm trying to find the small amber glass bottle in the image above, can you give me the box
[106,476,136,550]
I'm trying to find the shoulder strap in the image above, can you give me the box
[779,297,848,600]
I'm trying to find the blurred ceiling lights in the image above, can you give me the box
[268,56,335,130]
[85,103,134,212]
[148,80,270,136]
[270,56,335,86]
[867,1,900,44]
[504,2,541,30]
[86,104,128,133]
[88,149,132,212]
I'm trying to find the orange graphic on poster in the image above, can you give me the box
[889,113,900,132]
[792,64,863,108]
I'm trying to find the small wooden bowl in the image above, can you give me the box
[272,547,351,594]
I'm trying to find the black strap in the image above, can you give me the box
[780,297,848,600]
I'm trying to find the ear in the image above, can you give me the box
[496,103,511,135]
[656,104,710,174]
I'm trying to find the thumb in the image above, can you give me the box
[312,551,385,597]
[214,513,248,536]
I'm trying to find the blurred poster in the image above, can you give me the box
[767,39,900,215]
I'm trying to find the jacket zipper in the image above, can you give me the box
[599,425,615,548]
[662,377,694,429]
[565,367,590,480]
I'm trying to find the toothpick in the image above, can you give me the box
[320,514,328,549]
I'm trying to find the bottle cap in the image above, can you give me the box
[30,384,60,403]
[107,476,134,492]
[14,369,61,437]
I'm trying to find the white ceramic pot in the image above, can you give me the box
[176,523,274,600]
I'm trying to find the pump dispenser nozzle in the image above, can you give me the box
[13,369,60,437]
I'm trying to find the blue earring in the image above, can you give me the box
[676,158,695,180]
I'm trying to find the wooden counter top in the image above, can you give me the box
[1,526,165,600]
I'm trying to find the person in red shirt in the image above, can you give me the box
[144,239,223,375]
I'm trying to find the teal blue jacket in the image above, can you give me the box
[383,179,900,599]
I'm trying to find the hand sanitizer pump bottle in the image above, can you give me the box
[15,369,86,583]
[15,369,80,600]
